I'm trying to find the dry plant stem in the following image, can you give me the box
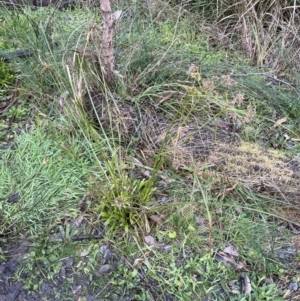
[0,80,19,114]
[196,178,213,257]
[100,0,115,87]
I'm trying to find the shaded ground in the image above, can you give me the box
[0,233,173,301]
[1,225,300,301]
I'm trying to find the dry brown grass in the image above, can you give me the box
[214,0,300,74]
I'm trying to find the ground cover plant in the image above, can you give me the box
[0,1,300,300]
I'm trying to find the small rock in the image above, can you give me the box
[60,266,66,278]
[160,245,172,254]
[288,282,298,291]
[160,196,167,203]
[102,248,112,264]
[8,193,21,203]
[98,264,111,276]
[80,250,90,257]
[99,245,109,253]
[144,235,158,246]
[165,293,173,301]
[72,285,82,294]
[6,260,19,273]
[0,264,5,274]
[63,257,74,268]
[40,282,52,295]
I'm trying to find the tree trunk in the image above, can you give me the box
[100,0,115,87]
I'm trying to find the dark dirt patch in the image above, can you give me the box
[0,257,98,301]
[1,233,299,301]
[0,236,174,301]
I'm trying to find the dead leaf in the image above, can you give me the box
[191,274,201,282]
[236,260,248,270]
[223,245,239,257]
[195,216,209,227]
[224,183,238,194]
[157,92,174,105]
[132,157,143,165]
[215,251,237,268]
[228,280,240,294]
[160,245,172,254]
[241,274,251,295]
[274,116,287,128]
[143,213,151,234]
[76,261,82,268]
[73,215,84,227]
[133,257,144,267]
[112,10,122,22]
[80,250,89,257]
[72,285,82,294]
[142,170,151,178]
[144,235,158,246]
[217,183,238,199]
[113,70,124,78]
[149,214,166,224]
[264,277,274,284]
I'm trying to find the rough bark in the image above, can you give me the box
[100,0,115,87]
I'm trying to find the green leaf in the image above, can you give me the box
[131,269,138,278]
[101,211,110,218]
[188,224,195,231]
[168,231,177,239]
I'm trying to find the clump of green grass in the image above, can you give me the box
[88,156,157,233]
[0,121,91,237]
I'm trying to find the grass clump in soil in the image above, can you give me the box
[0,1,300,300]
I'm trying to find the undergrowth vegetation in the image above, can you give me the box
[0,1,300,300]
